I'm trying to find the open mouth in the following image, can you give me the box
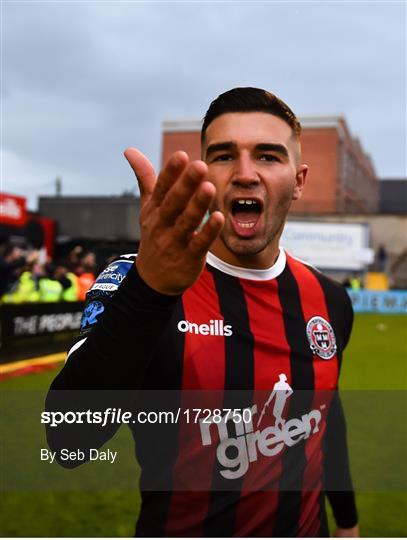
[230,198,263,236]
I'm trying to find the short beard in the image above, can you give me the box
[220,231,271,257]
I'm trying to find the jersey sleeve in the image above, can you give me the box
[308,270,357,527]
[326,285,357,527]
[308,265,354,355]
[324,393,358,529]
[50,255,179,388]
[75,255,138,343]
[341,286,354,351]
[45,255,180,467]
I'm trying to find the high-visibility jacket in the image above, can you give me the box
[1,271,40,303]
[77,272,95,301]
[350,278,361,290]
[38,278,63,302]
[62,272,79,302]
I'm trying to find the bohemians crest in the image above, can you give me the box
[306,316,337,360]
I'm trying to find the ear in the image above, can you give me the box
[292,164,308,201]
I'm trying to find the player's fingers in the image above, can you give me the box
[188,211,224,258]
[159,160,208,224]
[173,181,216,241]
[124,148,156,202]
[151,151,189,207]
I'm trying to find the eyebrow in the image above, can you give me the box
[205,142,235,158]
[256,143,289,158]
[205,141,289,159]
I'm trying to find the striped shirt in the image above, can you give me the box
[46,249,357,537]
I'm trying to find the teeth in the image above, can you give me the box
[237,199,255,205]
[237,222,255,228]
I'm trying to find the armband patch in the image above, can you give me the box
[79,256,135,336]
[81,300,105,330]
[90,259,134,293]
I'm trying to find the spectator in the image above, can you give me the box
[67,245,84,273]
[377,245,388,273]
[350,273,362,290]
[0,237,26,296]
[76,251,96,301]
[0,243,119,303]
[38,263,63,302]
[54,261,79,302]
[2,249,40,303]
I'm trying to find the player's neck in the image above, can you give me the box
[210,238,280,270]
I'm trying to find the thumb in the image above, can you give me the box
[124,147,156,200]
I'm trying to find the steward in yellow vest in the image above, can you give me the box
[350,277,362,290]
[1,270,40,303]
[61,272,79,302]
[38,277,63,302]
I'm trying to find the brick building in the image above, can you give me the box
[162,116,378,214]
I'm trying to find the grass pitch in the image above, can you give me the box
[0,314,406,537]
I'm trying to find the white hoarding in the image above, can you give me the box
[281,221,374,271]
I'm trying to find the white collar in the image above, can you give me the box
[206,247,286,281]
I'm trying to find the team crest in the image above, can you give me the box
[306,316,337,360]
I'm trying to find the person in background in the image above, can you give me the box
[349,273,362,290]
[1,248,40,303]
[67,245,84,274]
[377,245,388,273]
[76,251,97,301]
[38,263,63,302]
[0,236,26,297]
[54,261,79,302]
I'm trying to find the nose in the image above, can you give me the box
[232,154,260,188]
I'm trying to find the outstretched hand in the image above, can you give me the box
[124,148,224,295]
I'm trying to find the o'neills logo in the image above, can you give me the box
[199,374,323,480]
[177,319,233,337]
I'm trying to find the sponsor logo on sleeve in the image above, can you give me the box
[81,300,105,330]
[90,260,133,292]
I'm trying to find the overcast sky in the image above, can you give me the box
[2,1,405,210]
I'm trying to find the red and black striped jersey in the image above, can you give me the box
[46,248,357,537]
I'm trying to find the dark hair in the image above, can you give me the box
[201,87,301,143]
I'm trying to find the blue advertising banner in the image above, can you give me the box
[347,290,407,314]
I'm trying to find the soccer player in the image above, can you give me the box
[46,87,359,537]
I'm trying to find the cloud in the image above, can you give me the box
[3,1,405,209]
